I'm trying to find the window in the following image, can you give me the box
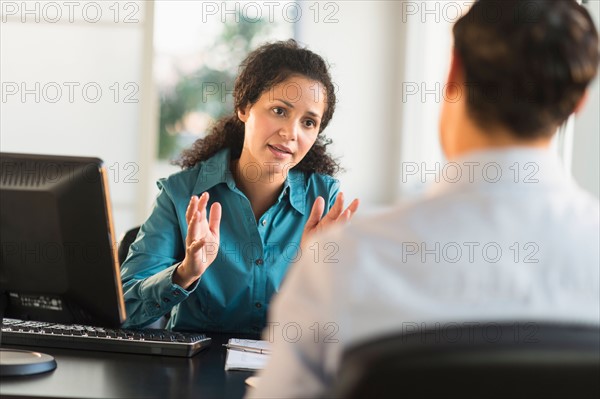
[153,0,296,161]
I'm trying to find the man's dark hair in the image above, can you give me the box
[177,39,340,175]
[453,0,599,138]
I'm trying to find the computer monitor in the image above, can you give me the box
[0,152,126,375]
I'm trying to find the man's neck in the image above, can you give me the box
[448,118,553,160]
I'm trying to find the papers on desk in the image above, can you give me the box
[224,338,270,371]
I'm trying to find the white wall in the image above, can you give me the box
[296,1,405,209]
[0,0,154,237]
[297,1,457,207]
[573,0,600,198]
[299,0,599,204]
[2,0,597,240]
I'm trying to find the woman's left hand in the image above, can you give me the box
[300,192,359,248]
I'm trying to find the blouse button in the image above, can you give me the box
[261,219,267,226]
[255,258,264,266]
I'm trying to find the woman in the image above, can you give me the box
[121,40,359,334]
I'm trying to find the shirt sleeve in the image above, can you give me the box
[120,180,198,328]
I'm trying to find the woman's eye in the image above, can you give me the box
[305,119,316,128]
[273,107,285,116]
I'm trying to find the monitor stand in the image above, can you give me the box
[0,294,57,376]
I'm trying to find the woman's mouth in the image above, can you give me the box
[268,144,292,158]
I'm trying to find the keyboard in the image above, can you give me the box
[1,318,211,357]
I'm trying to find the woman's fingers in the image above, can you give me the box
[305,194,359,234]
[319,196,360,229]
[330,197,359,223]
[324,193,359,224]
[196,192,209,218]
[300,194,358,247]
[186,211,201,246]
[345,198,360,219]
[305,197,325,232]
[189,237,205,253]
[186,195,198,224]
[325,192,345,221]
[188,198,220,242]
[186,192,208,224]
[208,202,222,236]
[340,208,352,223]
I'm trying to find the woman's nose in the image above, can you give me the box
[279,120,299,140]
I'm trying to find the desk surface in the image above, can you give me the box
[0,334,255,399]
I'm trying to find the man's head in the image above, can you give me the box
[440,0,599,159]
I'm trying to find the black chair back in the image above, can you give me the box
[331,323,600,399]
[118,226,140,266]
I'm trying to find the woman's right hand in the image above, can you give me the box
[173,192,222,289]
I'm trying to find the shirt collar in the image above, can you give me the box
[192,148,235,194]
[428,147,573,197]
[282,169,307,215]
[192,148,307,215]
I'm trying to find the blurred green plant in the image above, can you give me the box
[158,15,274,160]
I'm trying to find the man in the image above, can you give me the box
[249,1,599,397]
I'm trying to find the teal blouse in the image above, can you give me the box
[120,149,339,334]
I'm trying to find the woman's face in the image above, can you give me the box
[237,75,327,176]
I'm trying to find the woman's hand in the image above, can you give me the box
[300,192,359,248]
[173,192,222,289]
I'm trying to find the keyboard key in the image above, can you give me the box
[1,318,211,357]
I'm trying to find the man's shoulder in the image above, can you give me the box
[569,184,600,216]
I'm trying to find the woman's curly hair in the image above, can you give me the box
[176,39,340,176]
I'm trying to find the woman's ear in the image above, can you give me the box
[237,104,250,123]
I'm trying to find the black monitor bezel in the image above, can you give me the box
[0,152,126,327]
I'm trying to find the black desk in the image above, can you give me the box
[0,334,254,399]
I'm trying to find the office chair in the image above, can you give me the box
[118,226,140,266]
[118,226,170,329]
[330,322,599,399]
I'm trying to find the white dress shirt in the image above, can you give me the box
[248,148,600,398]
